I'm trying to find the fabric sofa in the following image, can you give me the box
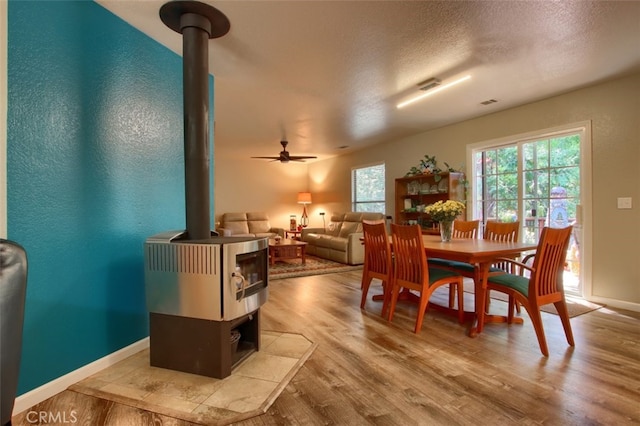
[301,212,385,265]
[217,212,284,238]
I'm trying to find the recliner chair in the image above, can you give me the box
[1,239,28,425]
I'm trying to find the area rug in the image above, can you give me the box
[269,254,362,280]
[462,280,604,318]
[69,331,316,426]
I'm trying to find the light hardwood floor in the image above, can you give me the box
[12,271,640,425]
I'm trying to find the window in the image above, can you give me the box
[352,163,385,213]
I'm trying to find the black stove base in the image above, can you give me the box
[149,310,260,379]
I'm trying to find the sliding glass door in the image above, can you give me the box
[470,124,590,296]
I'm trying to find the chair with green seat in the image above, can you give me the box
[428,219,479,307]
[482,221,522,310]
[387,224,465,334]
[481,226,575,356]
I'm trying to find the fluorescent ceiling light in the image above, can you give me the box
[397,75,472,109]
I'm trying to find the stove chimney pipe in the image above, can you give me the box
[160,1,230,240]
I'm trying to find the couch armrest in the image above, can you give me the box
[270,228,285,238]
[347,232,366,265]
[347,232,364,245]
[301,227,325,240]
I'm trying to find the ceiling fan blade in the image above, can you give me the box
[251,156,281,160]
[289,156,317,160]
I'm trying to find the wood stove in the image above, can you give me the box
[143,2,267,379]
[145,231,268,378]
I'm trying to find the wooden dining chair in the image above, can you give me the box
[484,220,521,311]
[361,220,393,316]
[438,219,479,306]
[453,219,480,239]
[484,220,519,243]
[482,226,575,356]
[428,219,479,306]
[388,224,464,334]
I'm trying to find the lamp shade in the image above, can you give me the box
[297,192,312,204]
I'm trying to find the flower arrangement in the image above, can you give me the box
[424,200,465,222]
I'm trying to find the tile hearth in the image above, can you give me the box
[69,331,316,425]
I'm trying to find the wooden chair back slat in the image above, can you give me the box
[453,220,480,239]
[484,220,520,274]
[484,220,519,242]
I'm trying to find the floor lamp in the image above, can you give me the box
[297,192,312,227]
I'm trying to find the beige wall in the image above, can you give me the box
[306,73,640,309]
[214,73,639,308]
[213,155,329,230]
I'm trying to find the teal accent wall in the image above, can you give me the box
[7,1,215,394]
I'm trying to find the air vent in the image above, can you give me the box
[418,78,441,91]
[145,243,217,275]
[481,99,498,105]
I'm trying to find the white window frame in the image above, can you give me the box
[466,121,592,298]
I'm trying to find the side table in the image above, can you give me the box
[285,230,302,240]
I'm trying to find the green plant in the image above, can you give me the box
[406,166,422,176]
[443,162,460,172]
[419,155,440,174]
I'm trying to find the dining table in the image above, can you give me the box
[380,234,538,337]
[421,235,538,336]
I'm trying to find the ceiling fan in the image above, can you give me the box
[251,140,317,163]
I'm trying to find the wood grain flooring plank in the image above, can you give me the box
[12,270,640,425]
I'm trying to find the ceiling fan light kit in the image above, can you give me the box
[397,75,472,109]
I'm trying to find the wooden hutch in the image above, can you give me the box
[395,172,466,234]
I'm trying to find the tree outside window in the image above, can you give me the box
[474,133,580,243]
[352,163,385,213]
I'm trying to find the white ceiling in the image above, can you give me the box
[98,0,640,162]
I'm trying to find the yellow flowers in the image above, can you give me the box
[424,200,465,222]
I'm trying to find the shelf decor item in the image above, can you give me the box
[424,200,466,242]
[419,155,440,175]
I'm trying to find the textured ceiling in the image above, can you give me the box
[98,0,640,161]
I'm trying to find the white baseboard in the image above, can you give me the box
[587,296,640,313]
[13,337,149,416]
